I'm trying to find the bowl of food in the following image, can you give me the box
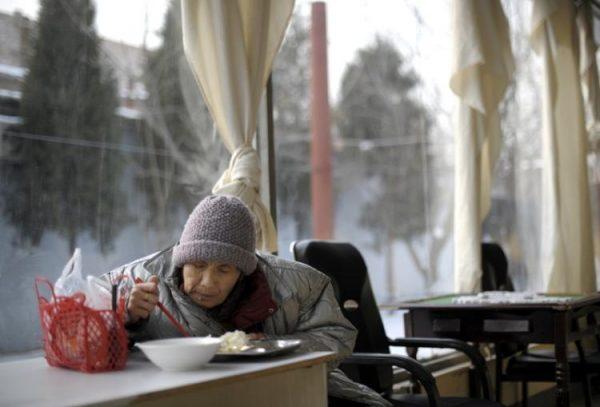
[136,337,222,371]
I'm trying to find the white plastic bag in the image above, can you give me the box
[55,248,111,309]
[85,275,112,310]
[54,248,85,296]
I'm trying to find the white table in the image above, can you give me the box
[0,351,335,407]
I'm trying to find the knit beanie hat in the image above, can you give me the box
[172,195,258,275]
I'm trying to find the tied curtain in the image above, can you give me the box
[181,0,295,252]
[451,0,514,292]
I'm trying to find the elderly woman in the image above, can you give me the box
[112,195,390,407]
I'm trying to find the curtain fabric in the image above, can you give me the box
[576,2,600,138]
[531,0,596,293]
[181,0,295,252]
[451,0,514,293]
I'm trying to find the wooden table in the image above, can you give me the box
[398,293,600,407]
[0,350,335,406]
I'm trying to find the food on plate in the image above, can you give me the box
[218,330,251,353]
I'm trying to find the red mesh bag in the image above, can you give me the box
[35,277,128,372]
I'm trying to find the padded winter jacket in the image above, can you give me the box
[108,247,392,406]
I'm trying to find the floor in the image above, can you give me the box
[522,381,600,407]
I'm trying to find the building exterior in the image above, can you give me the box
[0,10,147,149]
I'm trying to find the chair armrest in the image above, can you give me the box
[342,352,441,407]
[388,337,491,400]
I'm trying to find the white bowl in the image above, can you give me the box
[136,337,222,371]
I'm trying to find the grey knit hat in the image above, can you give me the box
[172,195,257,275]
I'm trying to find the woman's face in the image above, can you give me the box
[182,261,241,309]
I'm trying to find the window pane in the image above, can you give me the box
[274,1,583,356]
[0,0,224,355]
[274,1,454,358]
[483,0,542,291]
[274,0,454,307]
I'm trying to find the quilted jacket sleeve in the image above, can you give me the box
[263,260,357,369]
[102,249,180,342]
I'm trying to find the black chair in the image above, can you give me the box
[292,239,503,407]
[483,242,600,407]
[480,242,527,404]
[481,243,513,292]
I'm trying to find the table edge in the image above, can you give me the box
[395,293,600,311]
[107,351,336,405]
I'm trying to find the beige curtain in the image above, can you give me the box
[576,2,600,138]
[451,0,514,293]
[531,0,596,293]
[181,0,295,252]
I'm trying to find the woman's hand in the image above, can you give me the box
[127,276,159,324]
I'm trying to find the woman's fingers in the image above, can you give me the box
[132,290,158,304]
[136,281,158,294]
[130,305,150,319]
[127,299,154,321]
[129,291,158,308]
[127,280,159,323]
[136,298,157,312]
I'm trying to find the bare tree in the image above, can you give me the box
[139,0,225,245]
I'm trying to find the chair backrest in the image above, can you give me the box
[291,239,393,395]
[481,242,523,358]
[481,242,514,292]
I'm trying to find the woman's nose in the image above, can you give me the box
[199,267,217,288]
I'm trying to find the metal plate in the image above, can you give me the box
[433,318,461,333]
[211,339,302,361]
[483,319,530,333]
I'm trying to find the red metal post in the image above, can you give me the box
[310,2,333,239]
